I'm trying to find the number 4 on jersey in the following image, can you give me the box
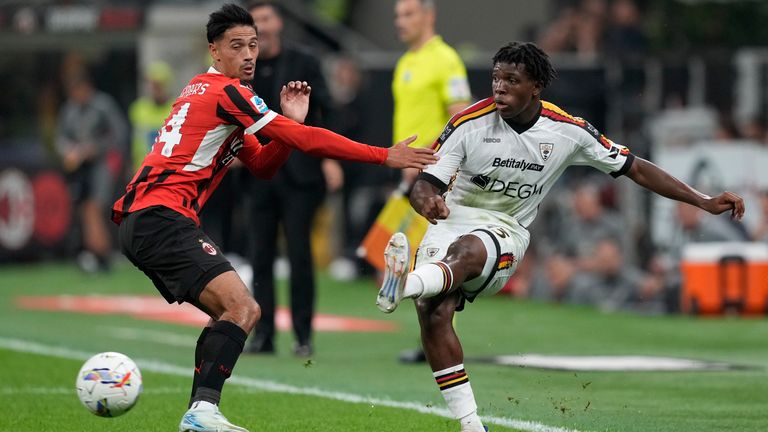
[159,102,190,157]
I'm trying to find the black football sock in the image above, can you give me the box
[191,320,247,406]
[189,326,211,408]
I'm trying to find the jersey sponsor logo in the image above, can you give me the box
[201,241,217,255]
[492,157,543,172]
[483,137,501,143]
[470,175,544,199]
[250,95,269,114]
[426,247,440,257]
[539,143,554,161]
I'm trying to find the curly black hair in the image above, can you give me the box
[206,3,255,43]
[492,42,557,89]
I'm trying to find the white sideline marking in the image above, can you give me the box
[0,387,187,396]
[0,337,585,432]
[105,326,196,348]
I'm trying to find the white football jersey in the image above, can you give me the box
[422,98,634,228]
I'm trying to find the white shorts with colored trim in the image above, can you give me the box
[414,208,530,301]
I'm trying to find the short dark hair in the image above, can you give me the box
[206,3,255,43]
[492,42,557,89]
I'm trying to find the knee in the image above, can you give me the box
[445,236,485,275]
[238,300,261,332]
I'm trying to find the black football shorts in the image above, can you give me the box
[118,206,234,304]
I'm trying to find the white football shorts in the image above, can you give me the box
[414,206,530,300]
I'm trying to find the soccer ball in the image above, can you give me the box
[75,352,143,417]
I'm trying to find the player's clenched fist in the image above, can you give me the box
[416,194,450,225]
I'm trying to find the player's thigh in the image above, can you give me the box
[460,224,528,300]
[119,206,233,305]
[414,222,463,268]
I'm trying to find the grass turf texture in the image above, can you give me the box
[0,262,766,431]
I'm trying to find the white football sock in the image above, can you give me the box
[404,262,453,299]
[433,364,483,430]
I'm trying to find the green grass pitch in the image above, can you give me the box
[0,262,766,431]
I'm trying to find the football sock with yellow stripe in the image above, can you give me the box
[405,261,454,299]
[433,364,484,430]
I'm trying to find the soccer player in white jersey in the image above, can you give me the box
[376,42,745,432]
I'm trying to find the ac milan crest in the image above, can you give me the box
[202,242,217,256]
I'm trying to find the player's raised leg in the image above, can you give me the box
[180,270,260,432]
[377,232,487,313]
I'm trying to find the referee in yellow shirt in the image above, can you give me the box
[392,0,471,363]
[393,0,471,185]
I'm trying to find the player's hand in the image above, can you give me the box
[280,81,311,124]
[417,194,450,224]
[384,135,438,169]
[701,191,745,220]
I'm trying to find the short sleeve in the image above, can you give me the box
[216,82,278,134]
[439,51,471,106]
[422,121,466,184]
[570,120,635,178]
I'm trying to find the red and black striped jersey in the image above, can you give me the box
[113,67,388,225]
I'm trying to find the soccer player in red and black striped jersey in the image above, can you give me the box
[112,5,436,432]
[375,42,745,432]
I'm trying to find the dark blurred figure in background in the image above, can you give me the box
[55,70,127,273]
[245,1,341,357]
[129,61,174,171]
[753,190,768,243]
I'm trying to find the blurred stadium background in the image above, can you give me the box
[0,1,767,431]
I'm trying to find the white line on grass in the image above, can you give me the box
[0,337,585,432]
[104,326,197,347]
[0,387,188,396]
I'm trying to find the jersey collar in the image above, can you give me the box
[503,103,541,134]
[207,66,222,74]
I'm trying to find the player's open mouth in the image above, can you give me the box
[494,100,508,109]
[243,65,254,74]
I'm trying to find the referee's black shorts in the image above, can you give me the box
[118,206,233,304]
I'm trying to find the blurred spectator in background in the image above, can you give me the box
[529,182,625,302]
[557,182,623,265]
[752,190,768,243]
[538,0,607,58]
[604,0,647,57]
[55,70,127,273]
[539,0,646,58]
[568,238,664,313]
[325,56,378,279]
[128,61,174,170]
[245,1,339,357]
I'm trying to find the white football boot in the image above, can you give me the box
[376,232,410,313]
[179,401,249,432]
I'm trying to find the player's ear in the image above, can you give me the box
[532,81,543,97]
[208,43,219,62]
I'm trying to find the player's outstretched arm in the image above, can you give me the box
[626,156,746,220]
[410,178,450,224]
[385,135,439,169]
